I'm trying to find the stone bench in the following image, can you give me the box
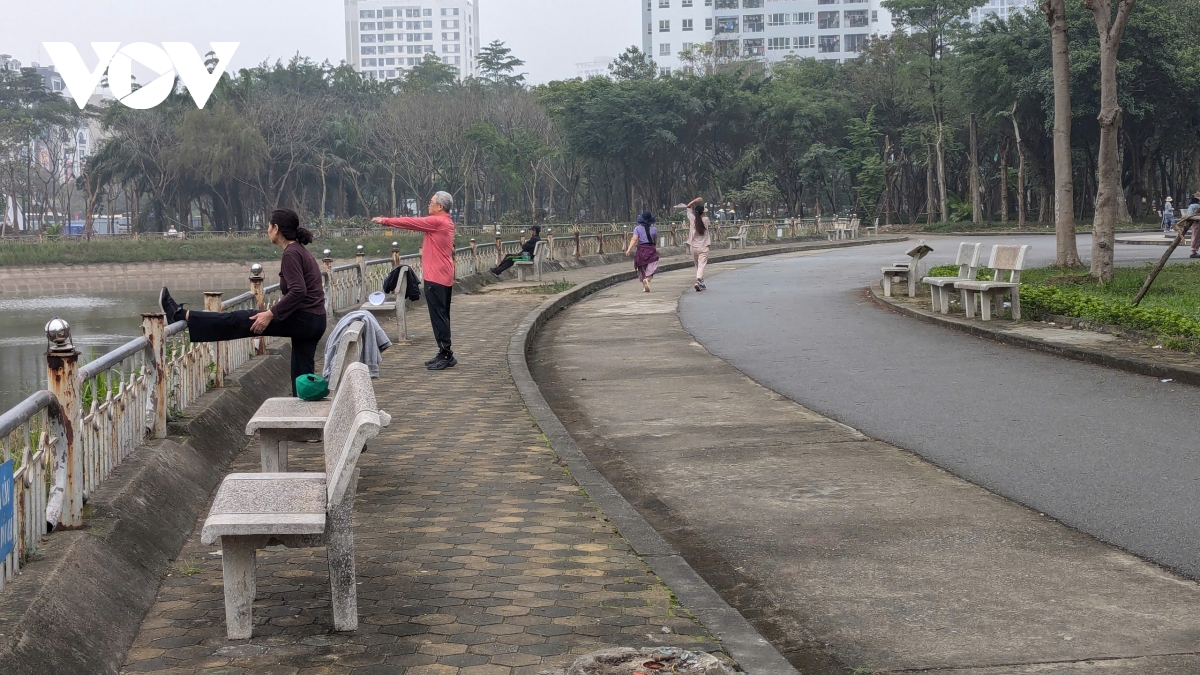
[921,242,983,314]
[728,225,749,249]
[881,240,934,297]
[246,320,366,472]
[512,240,548,282]
[954,244,1031,321]
[361,265,409,342]
[202,362,386,639]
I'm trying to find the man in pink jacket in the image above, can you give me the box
[373,191,457,370]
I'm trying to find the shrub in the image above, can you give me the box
[1021,285,1200,339]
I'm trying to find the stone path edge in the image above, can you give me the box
[868,282,1200,387]
[507,238,906,675]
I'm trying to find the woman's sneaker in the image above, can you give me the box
[427,355,457,371]
[694,282,702,292]
[158,287,187,323]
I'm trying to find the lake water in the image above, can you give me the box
[0,289,239,413]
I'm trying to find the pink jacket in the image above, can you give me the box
[379,214,456,287]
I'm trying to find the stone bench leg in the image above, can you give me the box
[1011,288,1022,321]
[980,290,995,321]
[396,302,407,343]
[220,535,267,639]
[327,469,360,632]
[882,275,892,297]
[259,430,290,473]
[963,290,978,319]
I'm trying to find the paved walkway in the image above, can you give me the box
[532,256,1200,674]
[121,261,737,674]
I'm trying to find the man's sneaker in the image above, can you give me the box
[424,354,444,367]
[427,356,457,371]
[158,287,186,323]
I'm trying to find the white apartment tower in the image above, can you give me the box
[643,0,893,74]
[345,0,479,80]
[969,0,1037,23]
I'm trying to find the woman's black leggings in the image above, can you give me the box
[186,310,327,394]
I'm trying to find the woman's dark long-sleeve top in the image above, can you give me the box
[271,242,327,321]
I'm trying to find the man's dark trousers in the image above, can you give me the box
[425,281,453,358]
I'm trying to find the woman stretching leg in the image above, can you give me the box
[158,208,327,394]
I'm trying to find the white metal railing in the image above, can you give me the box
[0,391,54,592]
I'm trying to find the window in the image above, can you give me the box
[386,58,396,65]
[443,44,461,53]
[363,58,377,66]
[406,9,420,17]
[425,45,434,52]
[682,41,695,51]
[767,37,790,50]
[360,21,376,30]
[819,0,838,4]
[382,9,393,17]
[818,35,840,52]
[715,16,739,33]
[872,10,879,21]
[744,0,764,6]
[845,9,869,27]
[660,67,672,76]
[381,45,396,53]
[706,18,714,30]
[818,11,840,28]
[795,12,814,23]
[714,0,739,7]
[424,32,432,40]
[683,0,693,5]
[406,21,420,29]
[796,36,814,48]
[715,39,740,57]
[442,20,460,28]
[360,46,377,54]
[768,13,789,25]
[660,43,672,55]
[683,18,694,30]
[442,32,461,40]
[660,0,670,6]
[648,22,654,34]
[744,14,765,31]
[361,33,377,42]
[660,19,671,31]
[743,38,765,55]
[382,33,395,42]
[379,22,393,29]
[423,20,432,28]
[359,9,374,18]
[844,33,868,52]
[424,8,433,15]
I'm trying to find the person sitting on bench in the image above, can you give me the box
[490,225,541,277]
[158,208,327,394]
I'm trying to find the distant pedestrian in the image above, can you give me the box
[1186,197,1200,258]
[625,211,659,293]
[158,208,326,394]
[373,192,458,371]
[685,197,711,292]
[1162,196,1176,235]
[490,225,541,276]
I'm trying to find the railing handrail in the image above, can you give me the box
[78,336,150,381]
[331,263,359,273]
[0,390,55,440]
[221,292,256,309]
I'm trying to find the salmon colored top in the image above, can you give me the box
[379,214,456,287]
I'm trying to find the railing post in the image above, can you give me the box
[519,230,526,246]
[142,313,168,439]
[573,231,581,258]
[250,263,266,356]
[546,233,554,261]
[355,245,366,304]
[390,241,401,268]
[468,239,477,274]
[597,229,604,255]
[204,292,224,388]
[44,318,82,529]
[322,249,333,314]
[495,231,503,266]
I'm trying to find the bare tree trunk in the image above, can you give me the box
[926,141,936,224]
[1000,138,1010,224]
[936,120,949,223]
[318,155,327,226]
[1042,0,1082,266]
[970,114,982,224]
[1085,0,1135,281]
[1010,104,1027,229]
[1117,132,1132,223]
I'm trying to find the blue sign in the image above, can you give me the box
[0,460,13,561]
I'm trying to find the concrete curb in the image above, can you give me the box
[867,283,1200,386]
[507,237,905,675]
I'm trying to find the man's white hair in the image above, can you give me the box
[434,191,454,213]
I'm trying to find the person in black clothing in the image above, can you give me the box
[158,208,328,394]
[489,225,541,276]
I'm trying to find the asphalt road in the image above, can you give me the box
[678,234,1200,579]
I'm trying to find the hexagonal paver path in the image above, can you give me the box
[121,282,726,675]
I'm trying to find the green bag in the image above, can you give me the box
[296,374,330,401]
[517,252,531,261]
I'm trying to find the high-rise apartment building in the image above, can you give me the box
[968,0,1037,23]
[345,0,479,81]
[643,0,893,74]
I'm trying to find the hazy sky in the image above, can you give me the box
[1,1,641,84]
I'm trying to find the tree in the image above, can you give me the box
[1084,0,1137,281]
[406,54,458,91]
[477,41,526,87]
[609,47,658,82]
[1041,0,1082,266]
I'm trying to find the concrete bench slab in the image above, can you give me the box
[922,242,983,314]
[361,267,408,341]
[513,240,548,282]
[955,244,1031,321]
